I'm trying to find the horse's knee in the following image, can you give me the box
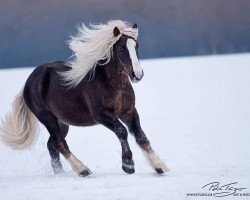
[115,126,128,140]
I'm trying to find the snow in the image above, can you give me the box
[0,53,250,199]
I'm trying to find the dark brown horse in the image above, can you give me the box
[0,20,168,177]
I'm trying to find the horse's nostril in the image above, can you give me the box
[132,71,135,77]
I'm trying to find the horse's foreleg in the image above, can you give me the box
[121,109,169,174]
[96,112,135,174]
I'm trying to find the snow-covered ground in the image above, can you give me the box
[0,54,250,199]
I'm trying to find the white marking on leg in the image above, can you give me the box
[143,150,169,172]
[67,153,87,174]
[122,163,134,169]
[51,159,64,174]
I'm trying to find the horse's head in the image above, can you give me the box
[113,24,143,83]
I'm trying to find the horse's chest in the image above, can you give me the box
[113,88,135,116]
[113,90,123,112]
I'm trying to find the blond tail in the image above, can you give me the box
[0,89,39,150]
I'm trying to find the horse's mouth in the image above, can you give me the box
[131,76,142,83]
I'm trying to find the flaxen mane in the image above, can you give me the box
[60,20,138,87]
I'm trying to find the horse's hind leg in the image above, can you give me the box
[121,109,169,174]
[47,122,69,174]
[38,112,92,177]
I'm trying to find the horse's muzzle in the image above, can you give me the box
[131,70,144,83]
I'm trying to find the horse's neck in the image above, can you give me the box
[101,60,130,89]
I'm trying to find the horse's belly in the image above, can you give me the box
[49,101,97,127]
[58,111,97,127]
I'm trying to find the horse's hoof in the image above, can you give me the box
[122,164,135,174]
[54,167,64,175]
[79,169,92,177]
[155,168,164,173]
[155,166,169,174]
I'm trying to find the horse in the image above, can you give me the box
[0,20,169,177]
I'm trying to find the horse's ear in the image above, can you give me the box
[132,23,138,29]
[113,27,120,37]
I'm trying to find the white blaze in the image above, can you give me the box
[126,38,143,78]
